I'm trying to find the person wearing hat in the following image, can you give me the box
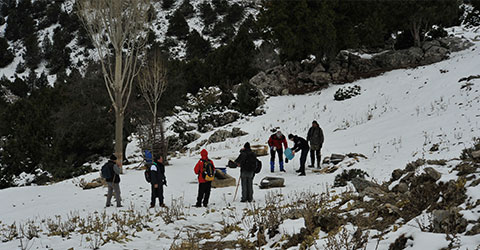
[288,134,309,176]
[267,131,288,172]
[105,154,122,207]
[307,120,324,168]
[235,142,257,202]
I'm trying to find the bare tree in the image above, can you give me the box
[76,0,150,169]
[138,49,168,161]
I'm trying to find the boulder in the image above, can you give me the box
[424,167,442,181]
[212,170,236,188]
[438,37,474,52]
[251,145,268,156]
[422,45,449,64]
[260,177,285,189]
[391,169,405,181]
[392,182,409,193]
[351,177,379,193]
[208,128,248,144]
[471,150,480,159]
[82,178,105,190]
[330,154,346,164]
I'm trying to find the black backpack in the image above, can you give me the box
[201,160,215,181]
[144,167,151,183]
[243,151,257,172]
[255,159,262,174]
[101,162,113,179]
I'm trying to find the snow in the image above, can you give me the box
[0,26,480,249]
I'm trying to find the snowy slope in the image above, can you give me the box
[1,27,480,249]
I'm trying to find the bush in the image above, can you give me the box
[334,85,361,101]
[236,82,261,115]
[166,10,190,40]
[334,169,369,187]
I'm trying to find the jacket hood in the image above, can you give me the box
[200,149,208,160]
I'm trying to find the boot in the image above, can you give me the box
[270,161,275,172]
[316,159,321,169]
[279,161,285,172]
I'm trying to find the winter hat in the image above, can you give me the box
[288,134,294,139]
[312,120,319,126]
[244,142,251,149]
[110,154,117,161]
[200,149,208,159]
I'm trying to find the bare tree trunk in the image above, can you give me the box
[159,117,168,165]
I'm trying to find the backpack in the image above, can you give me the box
[101,162,113,180]
[144,167,151,183]
[255,159,262,174]
[243,151,257,172]
[201,160,215,182]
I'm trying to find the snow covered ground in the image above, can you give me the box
[1,27,480,249]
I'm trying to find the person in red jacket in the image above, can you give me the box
[267,131,288,172]
[194,149,215,207]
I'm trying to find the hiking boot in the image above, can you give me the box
[194,203,201,208]
[160,203,166,208]
[308,164,314,168]
[116,205,123,208]
[149,204,155,208]
[280,169,286,172]
[298,173,306,176]
[240,199,247,203]
[295,169,301,173]
[105,204,111,208]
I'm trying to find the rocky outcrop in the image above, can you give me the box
[250,37,474,96]
[212,170,236,188]
[198,111,241,133]
[208,128,247,144]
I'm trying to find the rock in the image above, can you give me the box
[212,170,236,188]
[392,182,409,193]
[432,209,467,233]
[310,71,332,84]
[424,167,442,181]
[361,186,385,197]
[383,203,401,215]
[82,178,105,190]
[391,169,405,181]
[351,177,379,192]
[471,150,480,159]
[208,128,247,144]
[260,177,285,189]
[422,45,449,64]
[438,37,474,52]
[281,88,289,95]
[374,47,423,69]
[330,154,346,164]
[198,111,241,131]
[251,145,268,156]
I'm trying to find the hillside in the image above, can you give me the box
[0,26,479,249]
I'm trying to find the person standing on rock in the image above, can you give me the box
[288,134,310,176]
[235,142,257,202]
[268,130,288,172]
[307,120,324,169]
[194,149,215,207]
[104,154,122,207]
[150,155,167,208]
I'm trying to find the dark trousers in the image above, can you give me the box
[299,149,309,174]
[151,184,164,206]
[310,149,321,166]
[196,181,212,206]
[241,171,254,202]
[270,148,284,163]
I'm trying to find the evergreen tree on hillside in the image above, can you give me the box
[199,2,217,27]
[162,0,175,10]
[186,30,212,60]
[24,32,42,69]
[212,0,229,15]
[167,10,190,40]
[259,0,336,61]
[225,3,244,24]
[0,38,14,68]
[178,0,194,19]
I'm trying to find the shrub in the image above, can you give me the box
[236,82,261,115]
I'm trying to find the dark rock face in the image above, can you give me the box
[249,38,473,96]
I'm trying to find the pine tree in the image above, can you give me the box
[0,38,14,68]
[186,30,211,60]
[199,2,217,27]
[162,0,175,10]
[167,10,190,40]
[178,0,194,19]
[24,32,42,69]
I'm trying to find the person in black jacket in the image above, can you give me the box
[307,121,324,169]
[105,154,122,207]
[288,134,310,176]
[150,155,167,208]
[235,142,257,202]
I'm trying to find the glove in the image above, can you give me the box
[285,158,289,163]
[271,146,277,151]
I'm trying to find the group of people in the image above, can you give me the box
[268,120,324,176]
[101,120,324,207]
